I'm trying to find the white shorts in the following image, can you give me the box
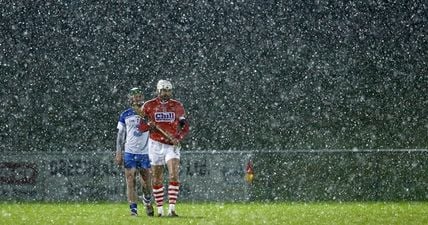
[148,139,181,166]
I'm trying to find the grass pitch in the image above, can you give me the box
[1,201,427,225]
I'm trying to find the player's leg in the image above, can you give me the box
[165,145,181,217]
[152,165,164,216]
[137,154,154,216]
[124,153,138,216]
[148,139,166,216]
[125,169,138,215]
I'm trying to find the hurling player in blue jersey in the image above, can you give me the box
[115,87,154,217]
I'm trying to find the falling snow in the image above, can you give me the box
[1,1,427,152]
[0,3,427,215]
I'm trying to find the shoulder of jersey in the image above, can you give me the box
[120,108,136,117]
[143,98,157,105]
[169,99,182,105]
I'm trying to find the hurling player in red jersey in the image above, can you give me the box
[141,79,189,217]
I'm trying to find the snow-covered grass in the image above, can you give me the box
[1,201,427,225]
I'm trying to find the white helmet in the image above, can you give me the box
[157,80,172,93]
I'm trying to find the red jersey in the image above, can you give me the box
[142,97,189,145]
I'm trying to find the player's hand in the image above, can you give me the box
[147,121,156,129]
[115,152,123,166]
[172,134,182,146]
[171,138,180,146]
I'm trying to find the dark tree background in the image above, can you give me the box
[1,0,427,152]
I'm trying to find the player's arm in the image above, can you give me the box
[174,105,190,141]
[174,117,189,140]
[115,126,126,165]
[141,102,156,131]
[138,116,151,132]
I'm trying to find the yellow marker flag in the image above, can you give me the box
[245,160,254,184]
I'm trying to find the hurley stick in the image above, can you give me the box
[133,106,180,147]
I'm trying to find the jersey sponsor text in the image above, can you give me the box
[155,112,175,122]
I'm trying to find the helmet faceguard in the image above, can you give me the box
[156,80,173,102]
[128,87,144,107]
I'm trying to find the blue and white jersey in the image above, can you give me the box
[117,108,149,154]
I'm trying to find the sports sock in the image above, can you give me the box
[129,202,137,214]
[168,181,180,206]
[142,194,152,206]
[153,185,164,208]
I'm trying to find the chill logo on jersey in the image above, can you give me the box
[155,112,175,122]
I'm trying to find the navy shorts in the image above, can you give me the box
[124,153,151,169]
